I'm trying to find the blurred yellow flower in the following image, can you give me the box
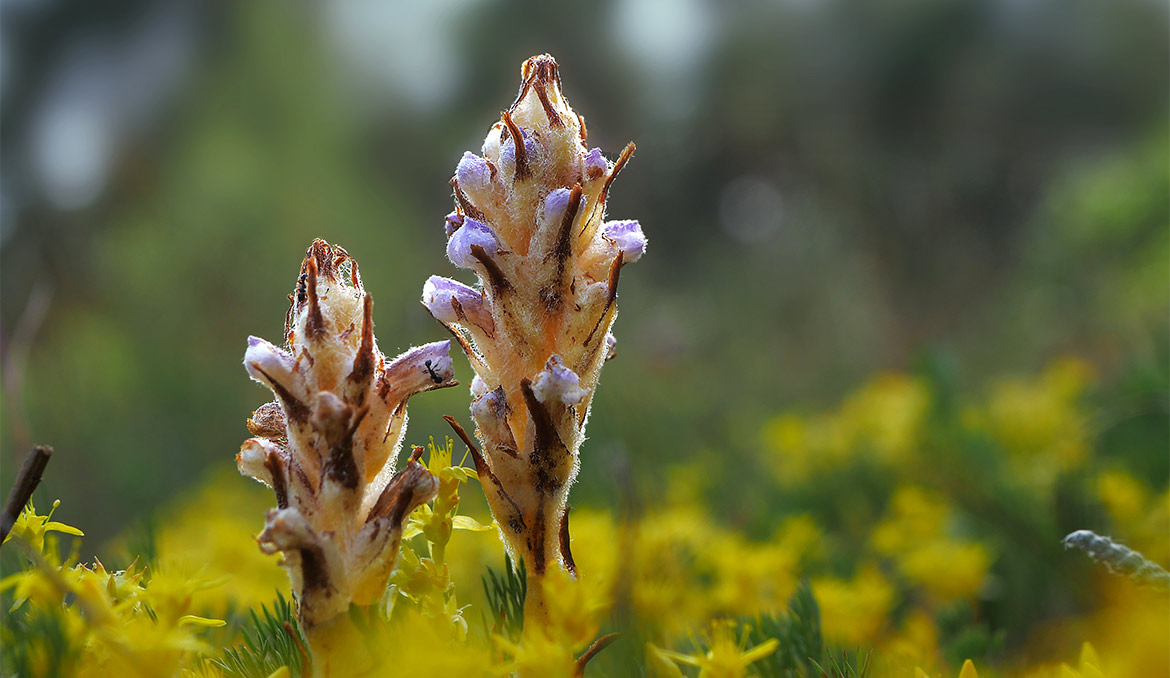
[983,358,1094,488]
[154,466,286,616]
[651,619,779,678]
[872,485,990,603]
[813,563,895,645]
[841,372,930,465]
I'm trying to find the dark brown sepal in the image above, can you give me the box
[444,415,527,533]
[367,460,437,527]
[346,294,376,398]
[520,379,570,496]
[323,406,368,490]
[303,255,326,339]
[560,505,576,577]
[534,78,563,128]
[574,634,619,677]
[584,251,624,345]
[298,544,331,594]
[451,178,487,222]
[501,111,531,180]
[551,184,584,297]
[264,450,290,510]
[251,364,311,424]
[470,244,510,295]
[530,502,547,575]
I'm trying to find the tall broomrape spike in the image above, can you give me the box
[424,54,646,622]
[240,239,457,669]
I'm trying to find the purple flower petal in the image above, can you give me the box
[532,354,588,405]
[444,211,464,239]
[601,220,647,262]
[499,128,538,174]
[584,147,607,180]
[421,275,494,334]
[539,187,582,230]
[470,374,488,398]
[385,340,455,393]
[456,152,493,192]
[446,218,500,269]
[244,336,296,388]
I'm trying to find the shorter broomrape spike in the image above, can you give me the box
[240,240,455,665]
[425,54,646,627]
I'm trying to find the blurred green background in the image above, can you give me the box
[1,0,1166,615]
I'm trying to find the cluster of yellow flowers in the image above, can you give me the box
[756,356,1168,676]
[2,502,226,677]
[3,354,1166,676]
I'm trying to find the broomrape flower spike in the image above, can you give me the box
[1063,529,1170,591]
[239,239,456,663]
[426,54,646,622]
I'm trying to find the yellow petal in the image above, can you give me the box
[179,614,226,627]
[452,515,494,532]
[265,668,291,678]
[741,638,780,666]
[959,659,980,678]
[44,522,84,537]
[645,643,686,677]
[1079,642,1103,672]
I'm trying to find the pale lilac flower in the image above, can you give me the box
[422,275,494,335]
[446,218,500,269]
[602,220,647,262]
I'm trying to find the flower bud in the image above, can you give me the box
[422,276,494,335]
[446,218,501,269]
[532,355,588,406]
[601,220,647,262]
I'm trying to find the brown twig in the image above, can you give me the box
[1,445,53,544]
[1,279,53,452]
[574,632,619,676]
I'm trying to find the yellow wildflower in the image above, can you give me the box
[872,485,990,603]
[651,619,779,678]
[812,563,895,645]
[840,372,930,465]
[983,358,1094,488]
[2,499,83,558]
[154,468,286,616]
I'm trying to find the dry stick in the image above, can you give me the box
[574,632,619,676]
[1,445,52,544]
